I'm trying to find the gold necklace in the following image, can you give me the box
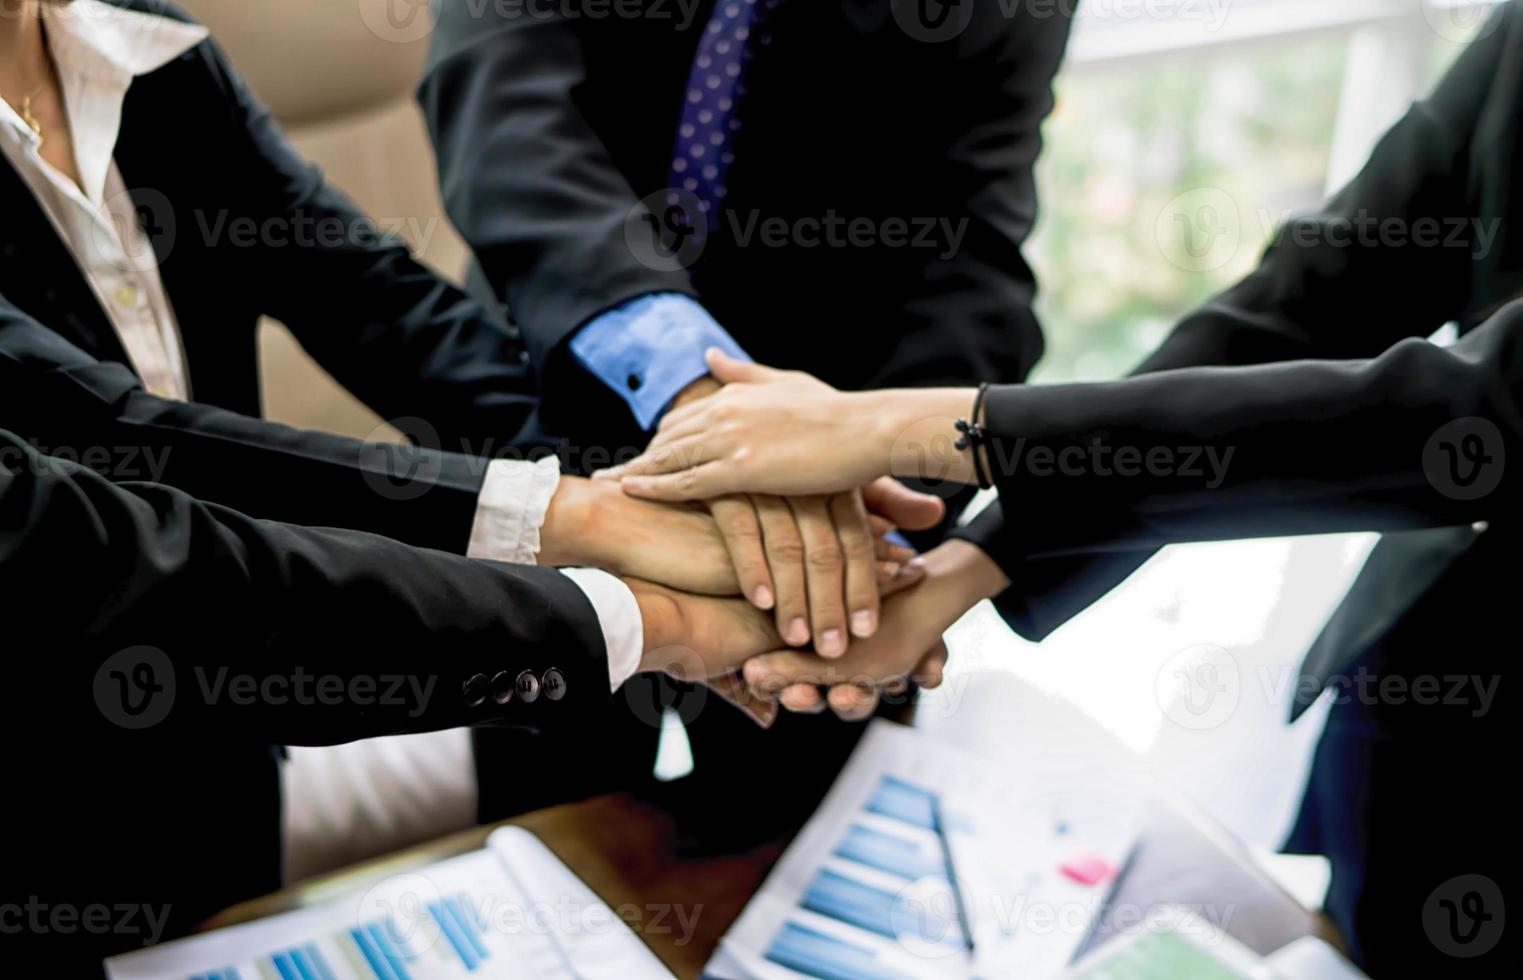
[2,82,46,148]
[17,84,45,147]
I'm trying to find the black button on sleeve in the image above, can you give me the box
[462,673,489,708]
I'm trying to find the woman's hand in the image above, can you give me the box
[600,350,984,501]
[600,351,892,499]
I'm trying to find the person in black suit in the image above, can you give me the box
[604,7,1523,971]
[0,426,784,974]
[0,0,783,595]
[420,0,1070,828]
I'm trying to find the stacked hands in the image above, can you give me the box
[544,349,1010,725]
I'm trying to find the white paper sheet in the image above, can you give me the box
[707,721,1138,980]
[106,827,672,980]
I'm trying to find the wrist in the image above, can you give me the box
[921,539,1010,612]
[630,580,683,672]
[668,373,722,413]
[538,476,595,566]
[877,388,984,485]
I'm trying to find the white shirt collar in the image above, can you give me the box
[0,0,208,204]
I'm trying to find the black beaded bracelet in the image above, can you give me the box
[953,383,994,490]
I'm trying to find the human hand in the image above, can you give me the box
[660,376,947,656]
[539,475,736,595]
[625,578,786,726]
[741,540,1011,721]
[602,350,985,501]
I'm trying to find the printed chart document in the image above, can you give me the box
[105,827,674,980]
[706,721,1139,979]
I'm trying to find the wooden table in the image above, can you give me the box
[207,780,1336,978]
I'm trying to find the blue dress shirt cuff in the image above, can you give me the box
[569,293,751,430]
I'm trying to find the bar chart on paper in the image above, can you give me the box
[762,774,974,979]
[108,829,674,980]
[709,722,1138,980]
[182,889,515,980]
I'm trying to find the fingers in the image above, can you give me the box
[830,491,880,639]
[744,649,841,693]
[862,476,946,532]
[788,495,848,658]
[827,683,880,722]
[608,436,715,479]
[705,348,785,385]
[710,495,773,609]
[706,672,778,729]
[620,462,732,501]
[879,557,927,598]
[779,683,827,714]
[874,535,917,565]
[754,494,811,647]
[743,637,948,701]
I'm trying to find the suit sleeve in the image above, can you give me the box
[190,36,543,450]
[0,299,488,553]
[871,6,1073,389]
[419,0,694,379]
[0,428,608,746]
[953,6,1509,639]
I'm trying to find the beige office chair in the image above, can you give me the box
[177,0,478,881]
[179,0,470,438]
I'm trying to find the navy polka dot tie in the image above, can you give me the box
[670,0,782,230]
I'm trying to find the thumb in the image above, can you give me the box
[706,348,784,385]
[863,477,946,532]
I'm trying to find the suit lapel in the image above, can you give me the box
[0,156,131,365]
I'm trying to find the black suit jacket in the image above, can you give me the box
[0,0,549,554]
[956,2,1523,715]
[420,0,1073,448]
[0,428,606,973]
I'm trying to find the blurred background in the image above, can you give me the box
[174,0,1504,888]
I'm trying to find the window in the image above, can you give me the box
[928,1,1502,855]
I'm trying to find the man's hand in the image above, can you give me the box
[625,577,786,726]
[539,475,737,595]
[742,540,1010,721]
[661,374,945,656]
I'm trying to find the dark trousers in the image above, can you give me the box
[1286,627,1516,976]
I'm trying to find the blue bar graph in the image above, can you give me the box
[765,923,916,980]
[864,776,937,829]
[367,923,412,980]
[764,774,975,977]
[185,890,491,980]
[349,926,398,980]
[426,900,479,972]
[800,869,901,940]
[834,824,942,881]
